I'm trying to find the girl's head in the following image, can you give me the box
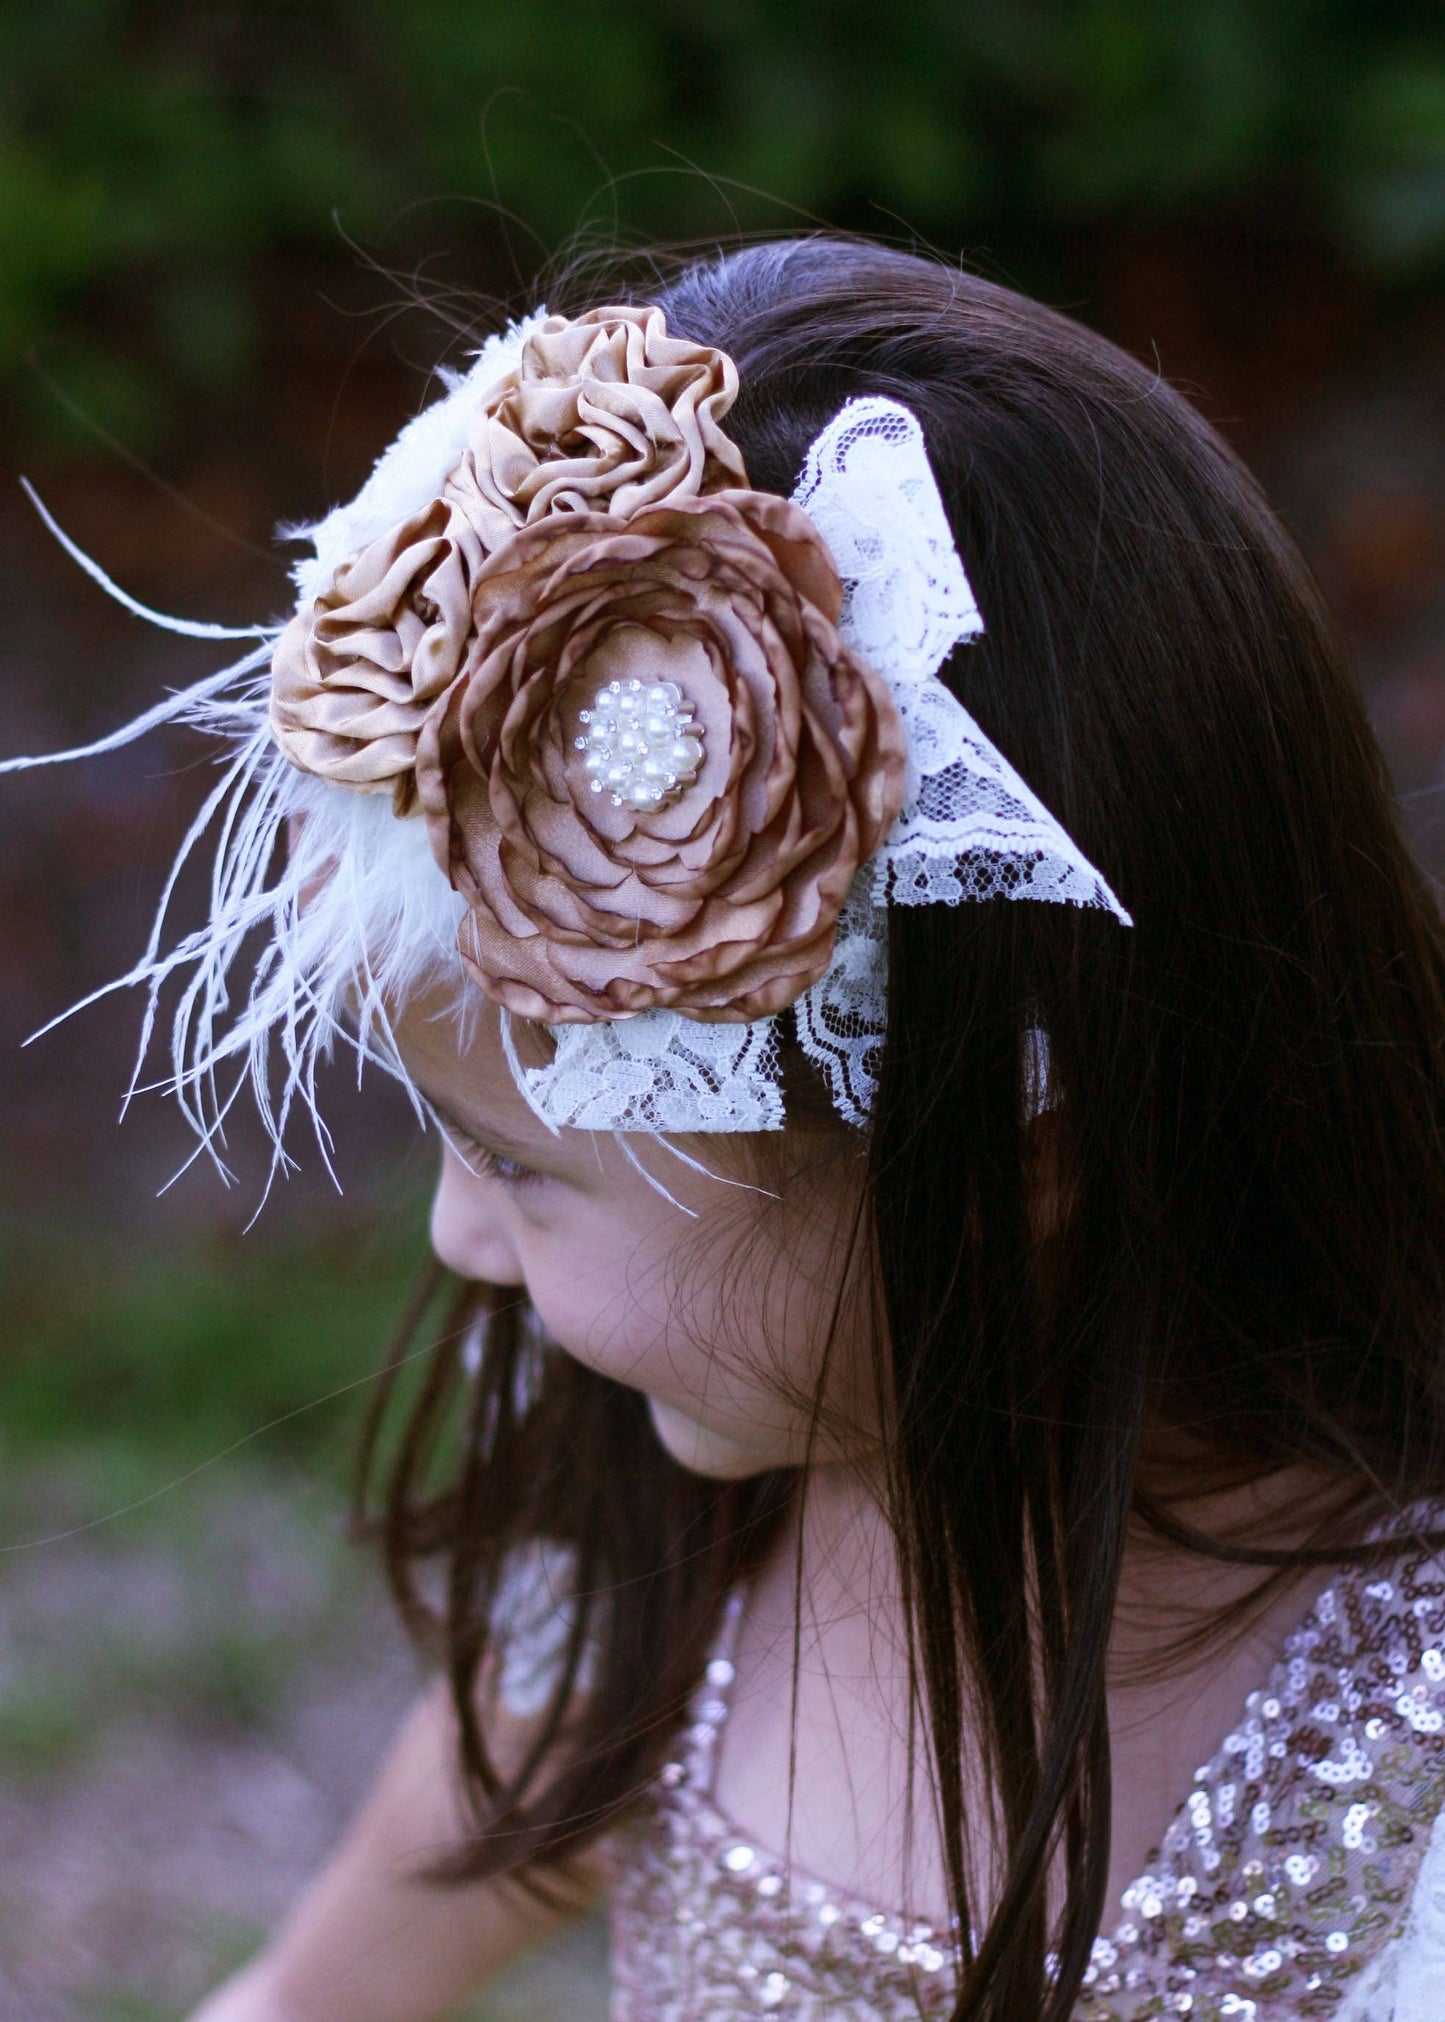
[391,231,1445,1509]
[17,234,1445,2020]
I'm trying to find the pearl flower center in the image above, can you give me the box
[576,677,705,813]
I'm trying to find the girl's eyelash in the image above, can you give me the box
[452,1128,541,1188]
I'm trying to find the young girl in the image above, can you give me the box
[12,237,1445,2021]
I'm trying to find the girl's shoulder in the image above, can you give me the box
[1084,1519,1445,2020]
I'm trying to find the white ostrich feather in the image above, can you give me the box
[0,318,540,1191]
[7,642,469,1196]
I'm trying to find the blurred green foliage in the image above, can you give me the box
[0,1206,427,1474]
[3,0,1442,448]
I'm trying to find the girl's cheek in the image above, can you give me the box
[522,1248,710,1400]
[520,1248,658,1378]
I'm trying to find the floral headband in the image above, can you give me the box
[3,304,1128,1177]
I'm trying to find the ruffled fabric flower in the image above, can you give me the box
[270,498,484,815]
[443,305,748,547]
[414,491,906,1024]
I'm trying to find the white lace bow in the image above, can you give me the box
[521,397,1129,1134]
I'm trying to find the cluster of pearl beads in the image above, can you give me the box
[576,677,704,813]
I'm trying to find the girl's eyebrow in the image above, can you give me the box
[412,1076,554,1164]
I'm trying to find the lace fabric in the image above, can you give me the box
[515,1013,784,1136]
[606,1526,1445,2021]
[520,396,1130,1135]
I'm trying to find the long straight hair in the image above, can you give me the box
[355,238,1445,2018]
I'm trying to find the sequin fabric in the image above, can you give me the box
[607,1595,957,2020]
[606,1532,1445,2021]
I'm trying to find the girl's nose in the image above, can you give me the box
[429,1142,527,1286]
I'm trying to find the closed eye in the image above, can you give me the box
[447,1124,543,1191]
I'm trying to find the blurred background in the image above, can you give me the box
[1,3,1442,2015]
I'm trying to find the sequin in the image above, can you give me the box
[1342,1801,1373,1848]
[606,1517,1445,2021]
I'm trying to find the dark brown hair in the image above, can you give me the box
[355,238,1445,2019]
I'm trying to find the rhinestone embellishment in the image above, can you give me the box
[576,677,704,813]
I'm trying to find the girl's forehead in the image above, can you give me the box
[395,997,562,1152]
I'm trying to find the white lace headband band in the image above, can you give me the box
[1,303,1129,1177]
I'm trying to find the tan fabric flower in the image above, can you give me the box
[444,305,748,547]
[414,492,906,1024]
[270,499,485,814]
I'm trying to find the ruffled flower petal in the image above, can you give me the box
[414,493,905,1023]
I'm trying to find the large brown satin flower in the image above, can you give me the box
[414,492,906,1024]
[270,499,485,814]
[444,305,748,548]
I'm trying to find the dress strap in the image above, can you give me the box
[680,1588,746,1798]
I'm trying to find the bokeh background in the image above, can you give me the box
[1,5,1443,2016]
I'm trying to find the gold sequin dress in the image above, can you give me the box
[605,1536,1445,2020]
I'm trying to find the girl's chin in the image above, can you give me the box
[646,1396,790,1481]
